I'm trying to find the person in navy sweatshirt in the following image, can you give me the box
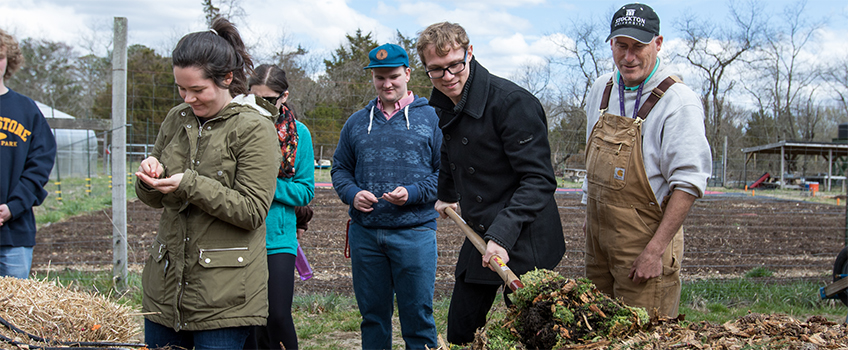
[0,28,57,279]
[331,43,442,350]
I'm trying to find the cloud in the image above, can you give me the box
[477,32,561,77]
[0,1,86,45]
[376,1,533,37]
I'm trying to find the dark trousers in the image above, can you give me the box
[446,272,513,345]
[145,319,249,350]
[244,253,297,350]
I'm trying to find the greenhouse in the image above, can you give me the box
[37,101,99,180]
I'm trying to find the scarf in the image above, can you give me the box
[276,104,299,178]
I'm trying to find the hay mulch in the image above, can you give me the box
[0,276,143,348]
[601,313,848,350]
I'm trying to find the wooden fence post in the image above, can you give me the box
[111,17,128,291]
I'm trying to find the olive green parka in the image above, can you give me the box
[136,95,282,331]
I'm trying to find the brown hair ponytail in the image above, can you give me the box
[172,17,254,96]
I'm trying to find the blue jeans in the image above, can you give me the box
[144,319,250,350]
[349,222,438,350]
[0,246,33,279]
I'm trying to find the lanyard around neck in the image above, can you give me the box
[618,75,644,119]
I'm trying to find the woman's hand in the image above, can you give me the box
[136,172,184,194]
[137,157,164,178]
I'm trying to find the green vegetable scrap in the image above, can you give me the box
[479,269,649,349]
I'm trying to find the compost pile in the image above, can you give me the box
[468,269,848,350]
[0,276,143,348]
[475,269,649,349]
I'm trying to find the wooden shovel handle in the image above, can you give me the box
[445,207,524,291]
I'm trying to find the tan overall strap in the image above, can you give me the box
[635,75,681,120]
[599,77,615,111]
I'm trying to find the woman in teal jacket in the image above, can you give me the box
[246,64,315,350]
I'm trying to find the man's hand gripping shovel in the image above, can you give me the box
[445,207,524,292]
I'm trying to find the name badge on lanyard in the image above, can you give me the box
[618,75,644,119]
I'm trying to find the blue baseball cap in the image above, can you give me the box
[364,43,409,69]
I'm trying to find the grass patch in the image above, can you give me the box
[680,276,845,324]
[292,293,362,349]
[314,168,332,183]
[35,174,136,226]
[745,267,775,278]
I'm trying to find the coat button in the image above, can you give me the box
[461,137,468,145]
[181,112,186,116]
[468,167,475,174]
[187,124,192,128]
[207,126,212,130]
[217,170,223,176]
[238,257,244,263]
[450,163,456,171]
[476,196,482,202]
[204,258,211,264]
[445,134,451,141]
[477,224,485,231]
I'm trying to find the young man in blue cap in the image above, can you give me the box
[331,43,442,350]
[582,3,711,317]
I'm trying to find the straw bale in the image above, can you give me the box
[0,276,141,346]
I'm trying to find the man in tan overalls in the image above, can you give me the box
[581,3,712,318]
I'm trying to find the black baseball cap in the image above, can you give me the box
[606,3,660,44]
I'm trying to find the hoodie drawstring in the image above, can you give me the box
[367,105,410,135]
[404,105,409,130]
[368,106,374,134]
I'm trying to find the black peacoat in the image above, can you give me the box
[429,58,566,285]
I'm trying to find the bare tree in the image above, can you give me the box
[745,0,823,142]
[510,59,552,98]
[550,17,612,112]
[676,0,765,158]
[202,0,246,26]
[824,56,848,117]
[796,87,825,141]
[75,20,113,119]
[546,16,612,171]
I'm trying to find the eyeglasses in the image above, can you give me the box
[262,91,285,105]
[425,50,468,79]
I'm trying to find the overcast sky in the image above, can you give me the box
[1,0,847,79]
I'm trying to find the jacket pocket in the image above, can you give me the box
[142,241,173,306]
[193,247,249,308]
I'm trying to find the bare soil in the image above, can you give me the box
[33,187,846,295]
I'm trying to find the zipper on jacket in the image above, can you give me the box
[177,275,186,330]
[198,247,249,259]
[191,115,223,169]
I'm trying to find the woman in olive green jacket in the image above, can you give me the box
[134,17,282,349]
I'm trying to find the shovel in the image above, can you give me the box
[445,207,524,291]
